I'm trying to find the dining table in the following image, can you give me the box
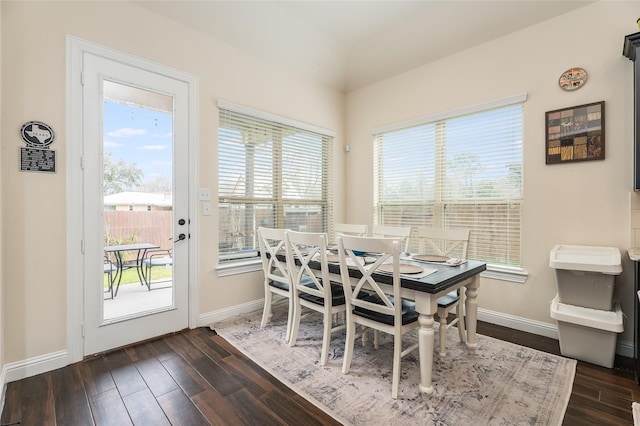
[104,242,160,296]
[285,250,487,396]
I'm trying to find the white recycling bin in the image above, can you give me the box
[550,295,623,368]
[549,244,622,311]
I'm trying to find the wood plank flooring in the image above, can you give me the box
[1,321,638,425]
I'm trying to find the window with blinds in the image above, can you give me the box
[218,104,333,262]
[373,95,525,267]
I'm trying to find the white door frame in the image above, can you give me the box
[66,36,199,363]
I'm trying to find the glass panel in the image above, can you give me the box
[217,108,332,260]
[374,103,523,267]
[102,80,175,322]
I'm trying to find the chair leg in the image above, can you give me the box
[342,318,356,374]
[285,294,294,343]
[320,311,332,366]
[289,299,301,347]
[391,334,402,399]
[261,289,273,328]
[374,330,380,349]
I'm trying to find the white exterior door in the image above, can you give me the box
[76,46,193,356]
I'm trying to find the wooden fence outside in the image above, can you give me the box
[104,211,173,252]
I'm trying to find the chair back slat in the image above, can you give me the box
[415,228,470,258]
[334,223,368,237]
[372,225,412,252]
[285,230,332,302]
[257,227,290,283]
[337,236,403,322]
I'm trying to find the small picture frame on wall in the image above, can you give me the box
[545,101,605,164]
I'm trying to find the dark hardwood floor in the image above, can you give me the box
[1,321,638,425]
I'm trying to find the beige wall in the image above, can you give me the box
[2,0,638,368]
[345,2,638,342]
[1,1,345,364]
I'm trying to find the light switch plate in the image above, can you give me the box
[199,188,211,201]
[203,202,212,216]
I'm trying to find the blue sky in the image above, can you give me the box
[103,101,173,185]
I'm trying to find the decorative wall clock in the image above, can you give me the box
[558,67,588,91]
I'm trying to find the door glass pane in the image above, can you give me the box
[102,80,174,322]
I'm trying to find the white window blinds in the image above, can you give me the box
[218,103,333,261]
[373,95,525,267]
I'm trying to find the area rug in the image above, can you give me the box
[210,305,576,426]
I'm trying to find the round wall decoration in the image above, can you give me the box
[558,67,588,91]
[20,121,55,148]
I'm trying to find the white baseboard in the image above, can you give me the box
[2,350,69,384]
[0,350,70,413]
[0,365,6,419]
[477,307,634,358]
[198,299,265,327]
[477,307,559,339]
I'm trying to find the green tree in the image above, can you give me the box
[448,152,484,198]
[139,176,172,193]
[103,152,143,195]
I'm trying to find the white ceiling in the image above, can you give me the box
[136,1,594,92]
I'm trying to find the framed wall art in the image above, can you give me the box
[545,101,605,164]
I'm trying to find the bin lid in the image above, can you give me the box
[549,244,622,274]
[550,295,623,332]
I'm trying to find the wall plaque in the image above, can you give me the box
[19,121,56,173]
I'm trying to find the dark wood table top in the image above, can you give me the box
[324,257,486,294]
[272,251,486,295]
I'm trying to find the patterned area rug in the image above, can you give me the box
[210,305,576,425]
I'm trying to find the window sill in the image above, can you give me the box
[481,264,528,284]
[216,258,262,277]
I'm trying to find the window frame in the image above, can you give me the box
[372,94,528,282]
[216,100,335,274]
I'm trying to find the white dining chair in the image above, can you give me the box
[372,224,412,253]
[285,230,347,366]
[258,227,296,342]
[334,223,368,237]
[415,227,470,359]
[337,235,420,399]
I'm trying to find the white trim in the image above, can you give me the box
[617,339,634,359]
[198,299,265,326]
[215,259,262,277]
[371,93,528,135]
[0,364,6,414]
[481,265,528,284]
[66,35,85,364]
[477,307,633,358]
[217,99,336,138]
[219,250,259,261]
[67,35,199,361]
[187,73,200,331]
[2,350,69,383]
[478,307,558,339]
